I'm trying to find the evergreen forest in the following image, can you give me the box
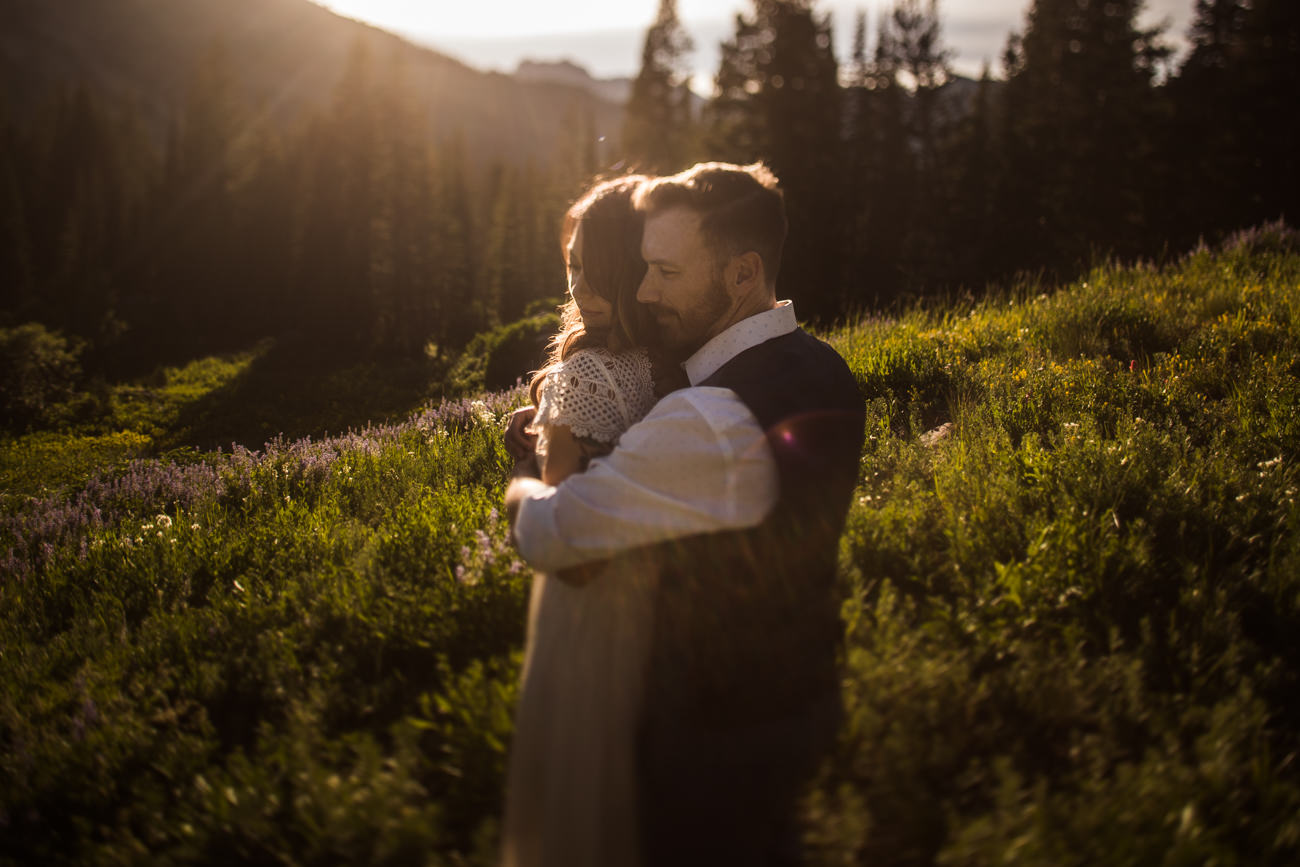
[2,0,1296,392]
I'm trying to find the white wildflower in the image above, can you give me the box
[156,514,172,529]
[472,400,495,426]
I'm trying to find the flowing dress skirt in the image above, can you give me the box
[501,559,658,867]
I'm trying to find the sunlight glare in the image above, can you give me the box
[313,0,661,39]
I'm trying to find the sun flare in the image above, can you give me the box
[312,0,660,39]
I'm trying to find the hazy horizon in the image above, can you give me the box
[315,0,1194,89]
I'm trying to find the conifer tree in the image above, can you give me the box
[887,0,952,286]
[999,0,1168,274]
[1172,0,1299,241]
[31,87,144,344]
[0,117,34,315]
[704,0,840,317]
[890,0,950,171]
[482,161,565,326]
[623,0,695,172]
[297,37,381,350]
[841,8,912,305]
[941,63,1000,284]
[430,135,482,353]
[701,11,767,163]
[146,43,251,353]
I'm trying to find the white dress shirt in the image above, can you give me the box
[513,302,798,572]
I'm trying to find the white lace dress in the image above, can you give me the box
[501,347,659,867]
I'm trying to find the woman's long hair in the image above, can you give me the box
[529,174,653,406]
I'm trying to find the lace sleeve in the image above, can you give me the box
[530,348,656,450]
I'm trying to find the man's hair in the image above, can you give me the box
[634,162,787,286]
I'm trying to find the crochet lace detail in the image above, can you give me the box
[531,347,656,456]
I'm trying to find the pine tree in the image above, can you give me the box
[1172,0,1299,240]
[30,87,144,343]
[841,7,913,305]
[941,63,1000,285]
[430,135,482,353]
[703,1,841,317]
[886,0,952,287]
[701,11,767,163]
[999,0,1168,274]
[144,42,250,354]
[0,100,35,316]
[623,0,695,172]
[890,0,951,163]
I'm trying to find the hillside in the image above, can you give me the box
[515,59,633,106]
[0,0,625,167]
[2,229,1298,864]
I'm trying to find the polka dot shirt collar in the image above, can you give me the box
[683,300,798,386]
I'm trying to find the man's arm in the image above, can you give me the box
[511,387,779,572]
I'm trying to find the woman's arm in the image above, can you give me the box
[538,423,587,486]
[538,423,614,586]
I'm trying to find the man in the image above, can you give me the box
[506,162,865,865]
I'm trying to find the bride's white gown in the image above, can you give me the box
[501,347,659,867]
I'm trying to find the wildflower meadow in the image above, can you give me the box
[2,227,1298,865]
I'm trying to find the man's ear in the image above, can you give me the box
[725,251,764,297]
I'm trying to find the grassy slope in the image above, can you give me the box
[2,231,1298,865]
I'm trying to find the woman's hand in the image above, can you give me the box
[505,407,538,460]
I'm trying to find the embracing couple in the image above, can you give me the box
[501,163,866,867]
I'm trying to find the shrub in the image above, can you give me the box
[445,312,558,397]
[0,322,85,431]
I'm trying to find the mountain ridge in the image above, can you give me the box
[0,0,626,168]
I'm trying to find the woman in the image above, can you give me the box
[501,175,679,867]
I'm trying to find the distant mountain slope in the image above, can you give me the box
[0,0,625,167]
[515,59,632,106]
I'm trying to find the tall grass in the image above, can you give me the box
[2,227,1297,865]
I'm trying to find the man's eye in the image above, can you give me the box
[659,267,678,278]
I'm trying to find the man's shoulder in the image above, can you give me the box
[708,327,853,385]
[702,327,862,428]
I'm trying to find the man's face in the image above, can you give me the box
[637,206,731,358]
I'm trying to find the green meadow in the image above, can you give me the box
[3,227,1298,865]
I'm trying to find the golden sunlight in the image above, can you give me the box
[312,0,662,39]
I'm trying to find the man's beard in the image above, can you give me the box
[648,275,731,361]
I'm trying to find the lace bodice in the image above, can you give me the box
[530,347,656,457]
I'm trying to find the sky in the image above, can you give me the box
[312,0,1195,87]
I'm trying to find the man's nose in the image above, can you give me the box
[636,273,656,304]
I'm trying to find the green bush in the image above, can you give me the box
[445,311,558,397]
[0,322,85,431]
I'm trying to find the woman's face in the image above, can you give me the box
[566,220,612,331]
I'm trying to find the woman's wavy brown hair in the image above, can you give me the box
[529,174,653,406]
